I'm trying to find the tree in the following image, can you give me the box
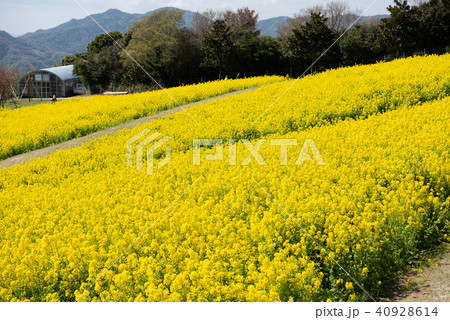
[277,11,313,41]
[201,19,234,79]
[223,7,259,34]
[277,1,360,39]
[223,7,261,76]
[60,55,76,66]
[0,67,20,108]
[375,0,423,55]
[198,7,281,79]
[419,0,450,49]
[87,32,123,53]
[124,8,185,86]
[340,22,381,65]
[251,36,282,75]
[193,10,220,38]
[325,1,360,31]
[60,53,82,66]
[171,28,203,84]
[285,12,340,74]
[73,33,124,93]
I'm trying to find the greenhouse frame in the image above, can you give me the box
[18,65,84,98]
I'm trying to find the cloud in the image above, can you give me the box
[167,0,187,8]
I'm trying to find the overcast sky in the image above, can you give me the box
[0,0,392,36]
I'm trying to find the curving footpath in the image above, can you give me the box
[0,87,258,169]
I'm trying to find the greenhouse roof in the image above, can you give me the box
[39,65,78,81]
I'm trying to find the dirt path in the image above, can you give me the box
[0,87,258,169]
[386,244,450,302]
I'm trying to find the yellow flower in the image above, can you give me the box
[0,54,448,302]
[361,267,369,277]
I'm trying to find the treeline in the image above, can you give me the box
[62,0,450,93]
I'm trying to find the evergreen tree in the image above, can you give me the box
[201,19,234,79]
[375,0,423,55]
[285,12,340,74]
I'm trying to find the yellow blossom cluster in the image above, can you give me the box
[111,54,450,154]
[0,55,448,302]
[0,76,283,161]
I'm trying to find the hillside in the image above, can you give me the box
[0,30,66,70]
[0,7,388,71]
[0,8,288,70]
[256,16,289,37]
[17,7,282,55]
[18,8,143,54]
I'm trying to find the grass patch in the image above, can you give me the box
[2,99,52,109]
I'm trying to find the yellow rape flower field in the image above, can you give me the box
[0,54,449,302]
[0,76,283,161]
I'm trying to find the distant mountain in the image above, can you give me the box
[0,8,194,70]
[257,16,289,37]
[0,30,66,70]
[0,7,389,71]
[18,9,144,55]
[371,14,389,20]
[18,7,197,57]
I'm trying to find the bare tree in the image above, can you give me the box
[193,10,221,38]
[305,4,326,17]
[0,66,20,108]
[326,1,361,31]
[223,7,259,33]
[277,4,324,40]
[194,7,260,38]
[361,16,382,28]
[277,1,361,38]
